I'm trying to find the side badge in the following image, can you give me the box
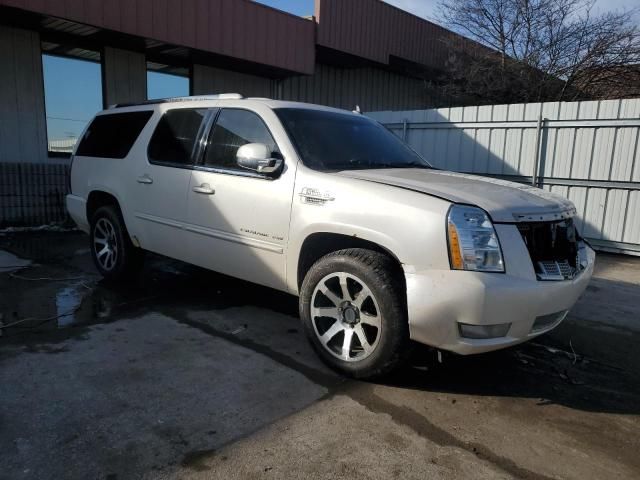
[299,187,335,206]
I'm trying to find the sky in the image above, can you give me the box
[255,0,639,22]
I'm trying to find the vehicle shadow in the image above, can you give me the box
[100,256,640,417]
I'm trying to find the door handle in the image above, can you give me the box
[137,175,153,184]
[192,183,215,195]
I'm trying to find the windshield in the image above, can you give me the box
[275,108,431,171]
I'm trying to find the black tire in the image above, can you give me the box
[90,205,144,281]
[300,248,411,379]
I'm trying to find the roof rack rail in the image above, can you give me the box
[110,93,244,109]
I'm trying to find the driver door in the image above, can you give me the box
[185,108,295,291]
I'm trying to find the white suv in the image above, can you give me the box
[67,94,595,378]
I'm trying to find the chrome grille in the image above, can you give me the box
[517,219,582,281]
[537,260,577,281]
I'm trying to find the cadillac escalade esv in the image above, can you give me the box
[66,94,595,378]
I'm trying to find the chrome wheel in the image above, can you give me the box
[93,217,118,271]
[311,272,382,362]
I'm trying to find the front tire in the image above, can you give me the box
[300,248,410,379]
[90,205,144,281]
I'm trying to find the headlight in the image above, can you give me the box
[447,205,504,272]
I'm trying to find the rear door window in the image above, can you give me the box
[147,108,208,167]
[75,111,153,159]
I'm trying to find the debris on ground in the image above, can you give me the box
[0,224,76,234]
[0,250,31,273]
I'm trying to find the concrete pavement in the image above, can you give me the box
[1,231,639,480]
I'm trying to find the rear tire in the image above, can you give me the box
[300,248,411,379]
[90,205,144,281]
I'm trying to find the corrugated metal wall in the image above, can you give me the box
[368,99,640,255]
[192,62,439,112]
[0,163,69,226]
[103,47,147,106]
[193,64,275,98]
[0,25,48,165]
[277,63,439,111]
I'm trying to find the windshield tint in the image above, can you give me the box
[275,108,431,171]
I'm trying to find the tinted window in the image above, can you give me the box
[203,109,277,170]
[148,109,207,166]
[76,111,152,158]
[275,108,430,171]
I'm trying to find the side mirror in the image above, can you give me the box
[236,143,283,175]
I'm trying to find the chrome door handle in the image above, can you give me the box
[137,175,153,184]
[192,184,215,195]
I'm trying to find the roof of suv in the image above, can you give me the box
[109,94,359,116]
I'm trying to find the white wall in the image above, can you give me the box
[368,99,640,255]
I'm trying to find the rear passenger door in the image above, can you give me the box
[130,107,211,261]
[185,108,295,291]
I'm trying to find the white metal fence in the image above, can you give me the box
[48,138,77,154]
[367,98,640,255]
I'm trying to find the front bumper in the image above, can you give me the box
[405,244,595,355]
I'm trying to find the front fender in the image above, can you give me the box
[286,222,406,294]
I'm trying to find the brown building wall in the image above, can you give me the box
[315,0,481,71]
[0,0,316,74]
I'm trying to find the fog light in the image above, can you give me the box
[531,310,568,333]
[459,322,511,339]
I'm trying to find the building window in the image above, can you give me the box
[41,43,103,157]
[147,61,190,100]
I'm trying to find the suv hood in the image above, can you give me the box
[335,169,576,223]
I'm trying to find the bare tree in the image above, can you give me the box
[437,0,640,103]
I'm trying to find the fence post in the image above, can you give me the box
[532,114,544,187]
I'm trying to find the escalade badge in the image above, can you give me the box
[299,188,335,205]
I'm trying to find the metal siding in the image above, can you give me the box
[368,98,640,255]
[103,47,146,106]
[0,25,47,165]
[275,62,435,112]
[191,64,274,98]
[1,0,315,74]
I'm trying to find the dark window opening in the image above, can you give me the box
[75,111,153,159]
[148,109,207,166]
[203,109,278,171]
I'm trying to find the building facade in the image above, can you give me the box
[0,0,472,226]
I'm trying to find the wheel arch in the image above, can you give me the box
[87,190,121,220]
[86,189,138,245]
[294,230,405,294]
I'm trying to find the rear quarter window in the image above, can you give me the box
[75,111,153,159]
